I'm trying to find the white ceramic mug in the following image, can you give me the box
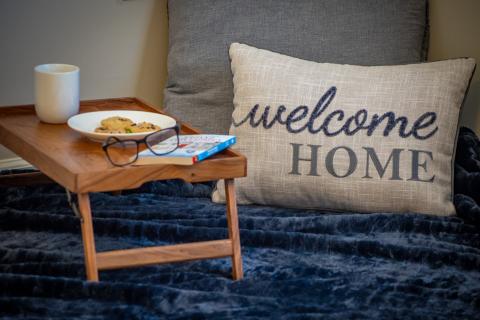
[34,64,79,124]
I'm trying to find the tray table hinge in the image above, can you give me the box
[65,189,83,222]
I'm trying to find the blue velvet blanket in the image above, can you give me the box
[1,127,480,319]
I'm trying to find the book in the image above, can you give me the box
[133,134,236,166]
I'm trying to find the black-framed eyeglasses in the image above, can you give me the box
[102,125,180,167]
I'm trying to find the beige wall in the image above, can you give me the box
[429,0,480,133]
[0,0,168,159]
[0,0,479,162]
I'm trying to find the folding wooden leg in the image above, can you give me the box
[74,186,242,282]
[77,193,99,281]
[224,179,243,280]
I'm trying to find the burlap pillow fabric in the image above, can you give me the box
[212,43,476,216]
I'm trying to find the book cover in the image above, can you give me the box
[133,135,236,166]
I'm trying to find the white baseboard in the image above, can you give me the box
[0,157,34,170]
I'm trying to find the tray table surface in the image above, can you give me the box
[0,98,246,193]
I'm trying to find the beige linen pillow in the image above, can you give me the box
[213,43,476,216]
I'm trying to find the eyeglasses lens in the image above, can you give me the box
[106,140,138,166]
[146,128,178,155]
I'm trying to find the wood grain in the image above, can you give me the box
[96,239,233,270]
[225,179,244,280]
[0,98,247,192]
[78,193,99,281]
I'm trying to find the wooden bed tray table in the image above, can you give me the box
[0,98,247,281]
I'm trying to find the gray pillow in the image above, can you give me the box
[212,43,476,216]
[165,0,429,133]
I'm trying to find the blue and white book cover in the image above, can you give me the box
[137,135,236,164]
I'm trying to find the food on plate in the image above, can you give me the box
[101,116,134,130]
[94,116,161,134]
[129,122,161,133]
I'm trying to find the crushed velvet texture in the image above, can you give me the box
[455,127,480,225]
[0,128,480,319]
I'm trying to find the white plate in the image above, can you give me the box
[67,110,176,143]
